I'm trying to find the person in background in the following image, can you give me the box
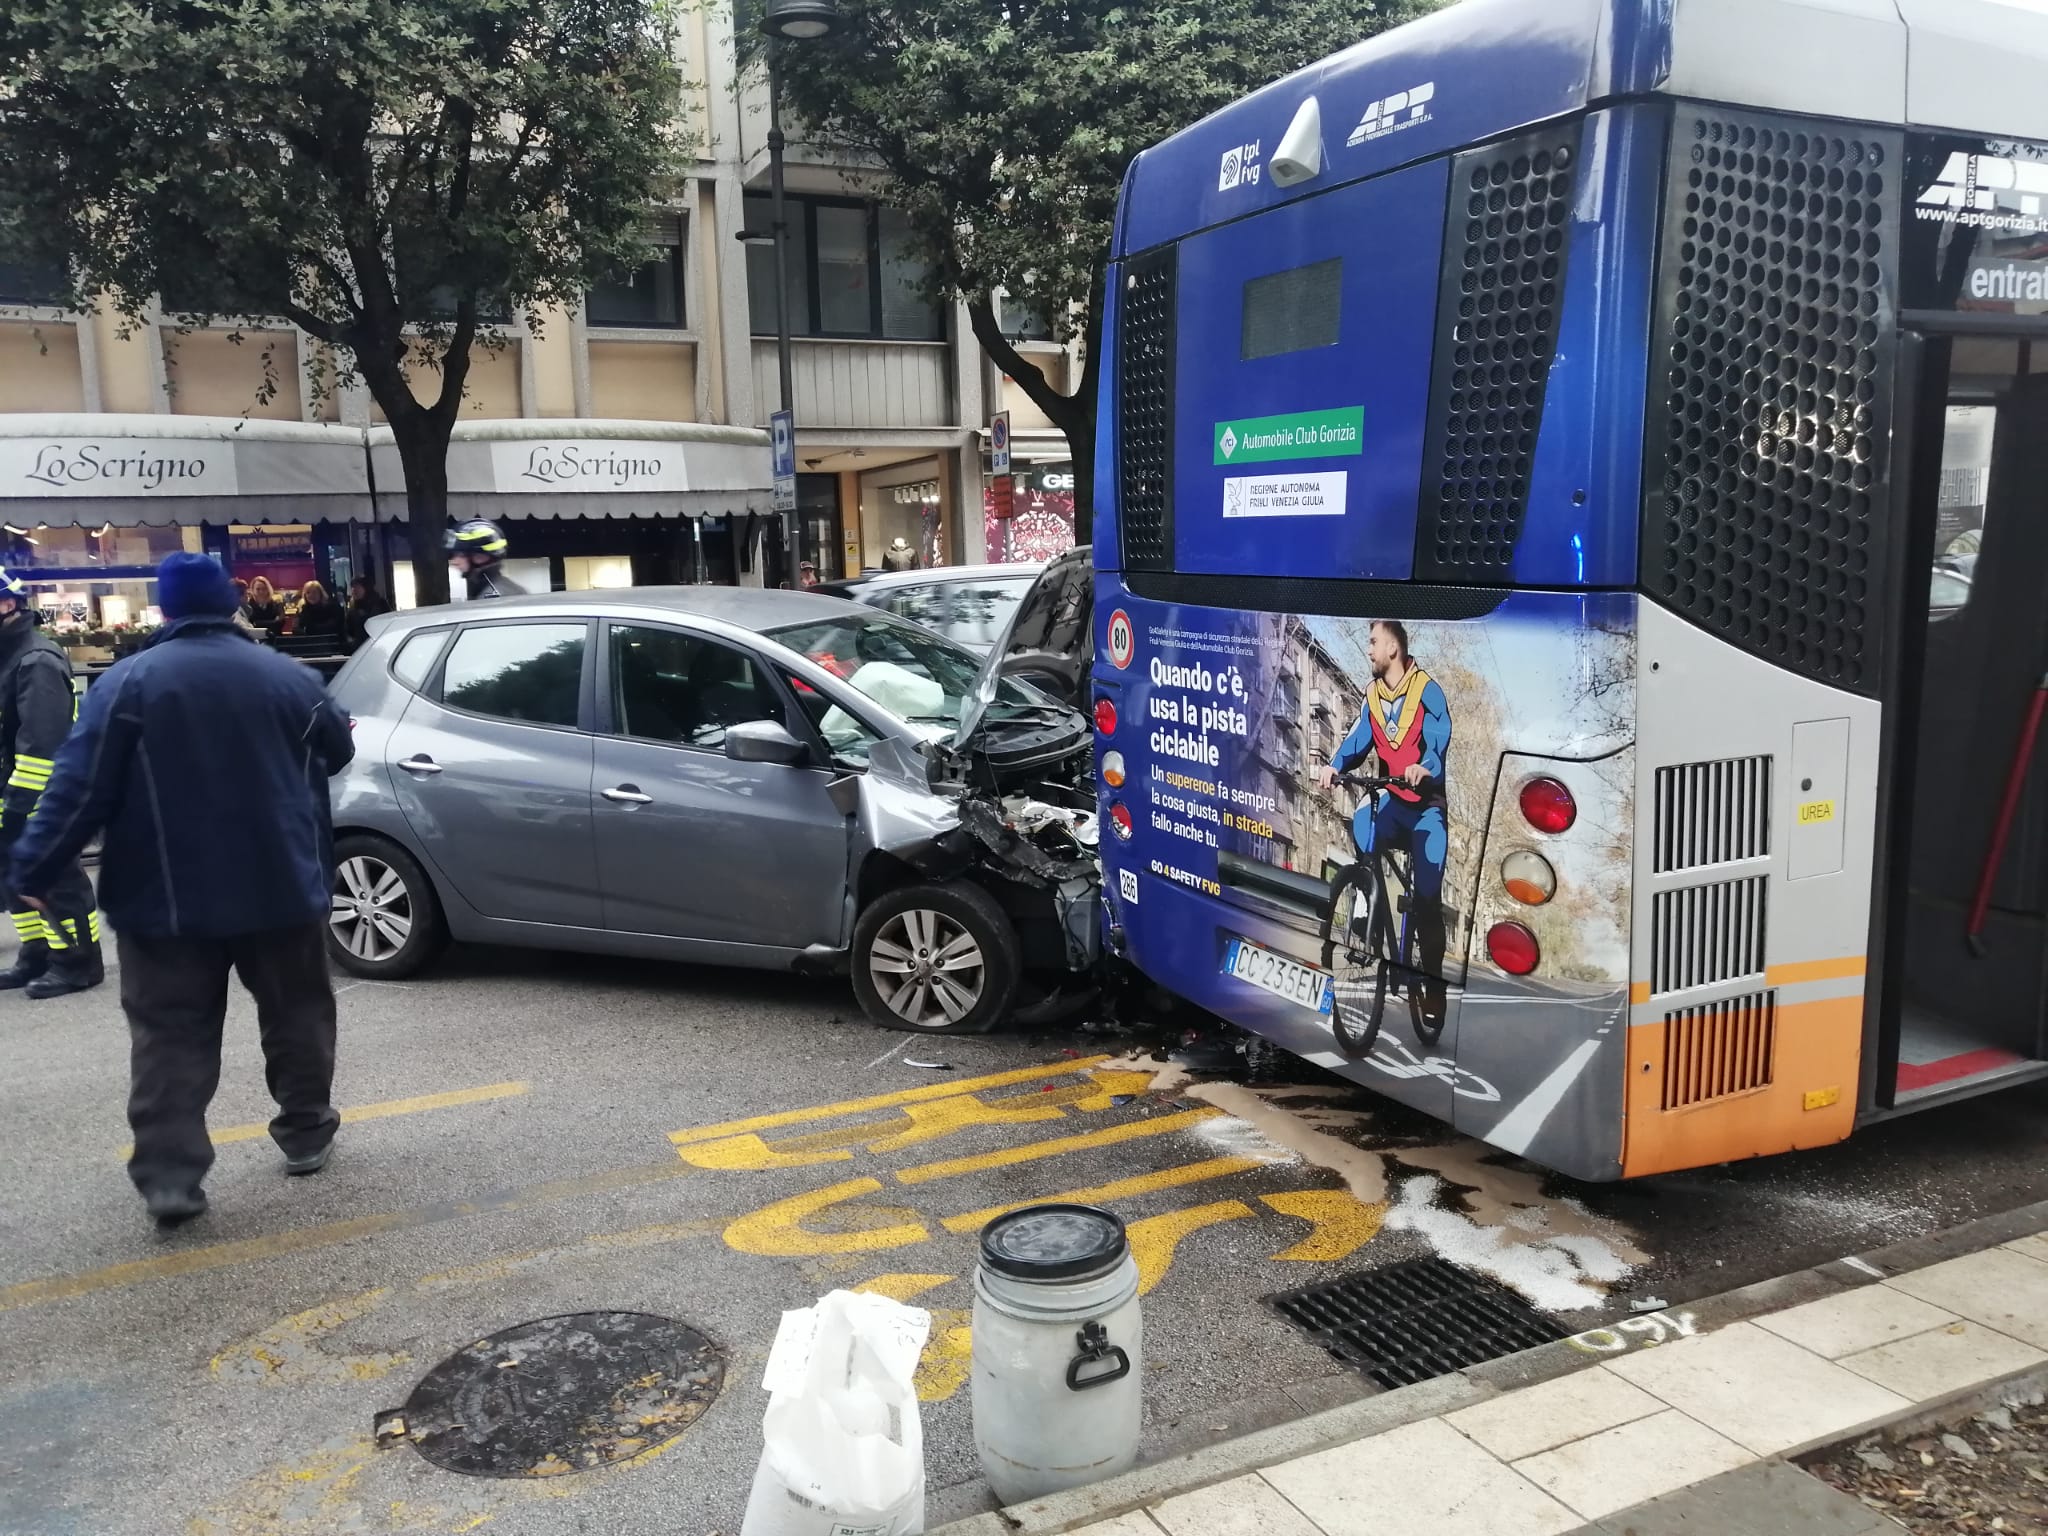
[344,577,393,652]
[11,553,355,1228]
[798,560,820,590]
[295,580,346,646]
[445,519,526,600]
[241,575,284,634]
[0,569,103,999]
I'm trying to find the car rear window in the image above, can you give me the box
[391,628,450,693]
[879,577,1032,650]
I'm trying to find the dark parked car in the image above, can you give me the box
[820,554,1089,705]
[817,564,1041,653]
[325,567,1098,1035]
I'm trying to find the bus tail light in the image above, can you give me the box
[1501,850,1555,905]
[1519,776,1576,834]
[1487,922,1541,975]
[1094,697,1118,734]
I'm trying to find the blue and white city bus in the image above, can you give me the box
[1089,0,2048,1179]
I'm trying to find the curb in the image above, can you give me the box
[931,1194,2048,1535]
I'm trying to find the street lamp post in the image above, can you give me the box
[758,0,842,585]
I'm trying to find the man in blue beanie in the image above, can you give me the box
[12,552,356,1227]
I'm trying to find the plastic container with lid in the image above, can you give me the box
[971,1202,1143,1504]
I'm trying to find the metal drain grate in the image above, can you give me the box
[1267,1257,1567,1387]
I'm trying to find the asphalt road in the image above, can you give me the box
[4,942,2047,1536]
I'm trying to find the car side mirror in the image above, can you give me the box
[724,719,809,765]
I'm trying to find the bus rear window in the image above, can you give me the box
[1241,257,1342,360]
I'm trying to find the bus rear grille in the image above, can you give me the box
[1662,990,1777,1109]
[1650,875,1767,994]
[1415,122,1581,580]
[1117,249,1176,568]
[1653,755,1771,872]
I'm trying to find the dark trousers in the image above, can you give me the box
[119,922,339,1196]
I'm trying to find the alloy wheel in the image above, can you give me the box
[330,854,414,964]
[867,907,986,1029]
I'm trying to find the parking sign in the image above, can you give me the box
[991,411,1011,476]
[770,409,796,513]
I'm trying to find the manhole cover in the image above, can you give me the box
[1267,1257,1567,1389]
[388,1311,723,1478]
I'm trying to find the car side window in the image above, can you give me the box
[879,585,954,631]
[610,624,782,750]
[391,628,450,693]
[439,623,587,727]
[782,669,882,766]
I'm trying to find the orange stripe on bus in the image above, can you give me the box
[1764,955,1866,988]
[1629,981,1650,1005]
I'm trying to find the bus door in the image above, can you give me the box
[1887,338,2048,1105]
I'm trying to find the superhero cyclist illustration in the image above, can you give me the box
[1317,619,1452,1028]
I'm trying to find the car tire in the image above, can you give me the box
[327,835,448,980]
[852,880,1020,1035]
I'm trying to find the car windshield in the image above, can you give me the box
[764,612,1053,753]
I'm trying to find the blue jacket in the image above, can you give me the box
[11,616,354,938]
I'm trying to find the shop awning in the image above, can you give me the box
[0,414,774,527]
[0,414,372,526]
[367,419,774,521]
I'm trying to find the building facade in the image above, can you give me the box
[0,1,1079,629]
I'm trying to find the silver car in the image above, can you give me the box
[325,566,1097,1035]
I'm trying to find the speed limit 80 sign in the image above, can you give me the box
[1106,608,1135,670]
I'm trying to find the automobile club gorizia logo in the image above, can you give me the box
[1106,608,1135,670]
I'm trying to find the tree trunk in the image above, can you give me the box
[965,297,1100,546]
[392,420,456,607]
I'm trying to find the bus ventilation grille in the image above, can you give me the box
[1642,108,1900,696]
[1415,122,1580,580]
[1117,249,1177,569]
[1653,755,1772,873]
[1267,1257,1567,1388]
[1661,990,1777,1109]
[1650,875,1768,994]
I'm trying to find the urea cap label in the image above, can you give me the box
[1798,799,1836,825]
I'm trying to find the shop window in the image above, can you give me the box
[744,195,942,341]
[609,625,781,749]
[0,258,69,308]
[586,215,686,329]
[440,622,586,727]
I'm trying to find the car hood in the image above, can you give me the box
[951,545,1094,754]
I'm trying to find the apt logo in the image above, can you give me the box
[1347,82,1435,147]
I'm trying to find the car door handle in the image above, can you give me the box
[398,755,444,775]
[601,785,654,805]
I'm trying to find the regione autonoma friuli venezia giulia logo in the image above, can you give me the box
[1219,140,1263,191]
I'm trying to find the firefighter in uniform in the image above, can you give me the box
[0,569,103,998]
[445,519,526,600]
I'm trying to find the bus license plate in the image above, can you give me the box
[1224,937,1333,1014]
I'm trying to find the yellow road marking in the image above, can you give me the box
[118,1080,529,1158]
[893,1107,1223,1186]
[211,1287,411,1386]
[940,1156,1263,1233]
[1261,1190,1389,1261]
[1127,1201,1256,1295]
[669,1056,1112,1145]
[722,1178,931,1257]
[0,1159,692,1315]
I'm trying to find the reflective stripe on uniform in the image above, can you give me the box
[9,911,42,939]
[40,910,99,951]
[8,753,53,792]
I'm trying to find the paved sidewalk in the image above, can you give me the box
[947,1217,2048,1536]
